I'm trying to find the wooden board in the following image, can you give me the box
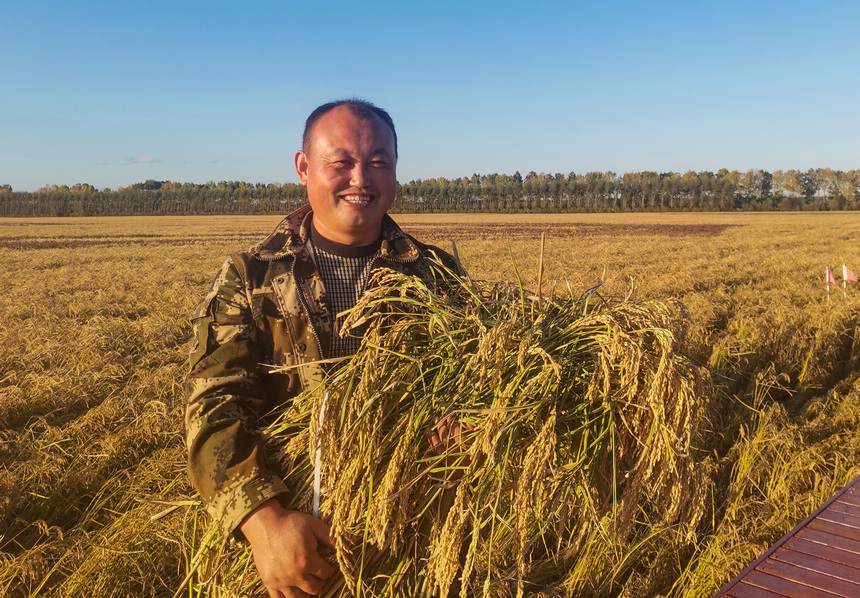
[714,475,860,597]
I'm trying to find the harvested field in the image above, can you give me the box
[401,221,735,240]
[1,212,860,597]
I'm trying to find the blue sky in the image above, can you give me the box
[2,0,858,191]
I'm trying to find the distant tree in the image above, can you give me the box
[735,169,772,209]
[70,183,96,194]
[816,168,838,202]
[801,169,820,205]
[126,180,160,192]
[834,171,857,208]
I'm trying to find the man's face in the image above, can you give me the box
[295,106,397,246]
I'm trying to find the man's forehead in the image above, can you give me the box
[308,108,395,154]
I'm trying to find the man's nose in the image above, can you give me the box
[349,163,369,188]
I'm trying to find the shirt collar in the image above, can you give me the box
[253,204,421,263]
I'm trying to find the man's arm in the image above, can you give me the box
[186,256,338,596]
[186,256,289,536]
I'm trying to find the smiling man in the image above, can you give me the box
[296,101,397,246]
[185,99,459,597]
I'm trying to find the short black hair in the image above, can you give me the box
[302,98,398,159]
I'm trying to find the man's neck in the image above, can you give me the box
[310,219,381,258]
[311,219,382,247]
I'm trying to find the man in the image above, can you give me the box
[186,99,460,597]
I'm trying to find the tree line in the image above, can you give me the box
[1,168,858,217]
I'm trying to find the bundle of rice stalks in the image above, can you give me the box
[193,265,706,597]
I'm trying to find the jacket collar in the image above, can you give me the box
[253,203,422,263]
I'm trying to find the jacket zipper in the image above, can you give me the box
[291,255,325,361]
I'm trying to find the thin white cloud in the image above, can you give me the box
[121,156,163,165]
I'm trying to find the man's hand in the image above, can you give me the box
[427,415,479,483]
[239,498,336,597]
[427,414,471,457]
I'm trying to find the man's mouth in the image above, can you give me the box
[340,194,373,206]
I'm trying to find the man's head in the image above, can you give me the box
[295,99,398,246]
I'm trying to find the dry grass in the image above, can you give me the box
[2,213,860,597]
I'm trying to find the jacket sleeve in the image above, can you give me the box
[185,256,289,538]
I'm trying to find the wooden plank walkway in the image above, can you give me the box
[714,474,860,597]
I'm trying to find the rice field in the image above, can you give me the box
[2,212,860,597]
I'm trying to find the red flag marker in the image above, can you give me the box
[843,263,857,299]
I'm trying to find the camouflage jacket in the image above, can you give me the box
[186,204,456,536]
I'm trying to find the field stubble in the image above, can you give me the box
[1,213,860,596]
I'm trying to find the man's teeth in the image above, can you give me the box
[342,196,372,205]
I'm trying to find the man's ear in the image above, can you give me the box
[294,150,309,185]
